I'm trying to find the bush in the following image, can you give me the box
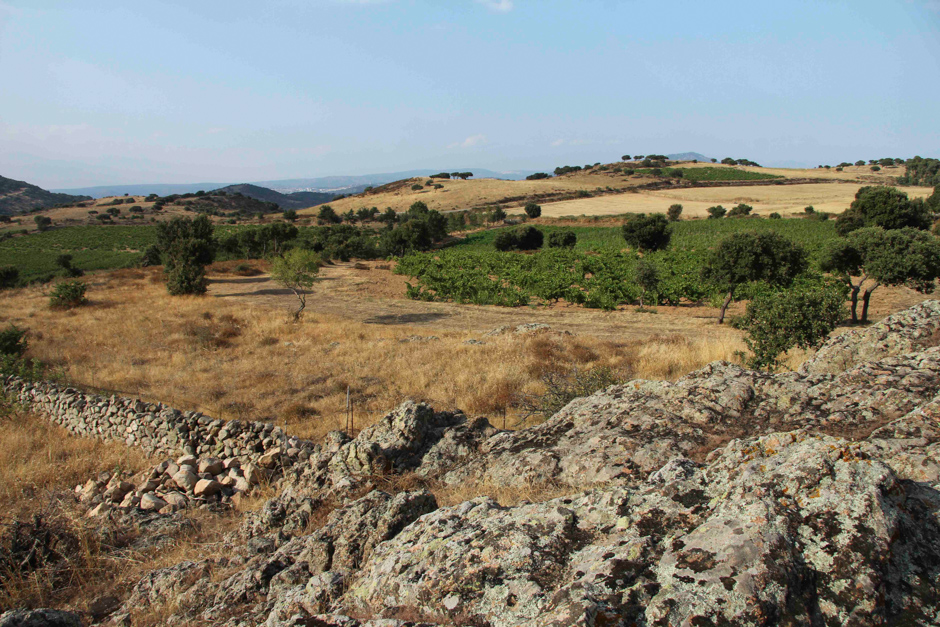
[727,203,753,218]
[734,282,846,370]
[0,324,27,357]
[34,216,52,231]
[283,209,298,222]
[317,205,342,225]
[804,206,815,214]
[635,259,660,307]
[0,266,19,289]
[526,173,551,180]
[49,280,88,309]
[621,214,671,252]
[667,204,683,221]
[524,202,542,218]
[769,213,782,220]
[547,230,577,249]
[488,207,507,223]
[871,165,881,172]
[519,366,627,419]
[494,226,544,251]
[55,254,83,278]
[411,184,423,191]
[707,205,727,219]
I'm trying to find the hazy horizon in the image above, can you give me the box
[2,0,939,189]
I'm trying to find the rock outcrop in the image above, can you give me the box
[5,301,940,626]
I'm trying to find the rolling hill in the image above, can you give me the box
[211,183,336,210]
[0,174,92,216]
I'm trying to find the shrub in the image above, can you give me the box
[734,282,846,370]
[667,204,683,221]
[411,184,423,191]
[524,202,542,218]
[727,203,753,218]
[635,259,660,307]
[488,207,507,223]
[283,209,298,222]
[49,280,88,309]
[804,206,815,214]
[871,165,881,172]
[547,230,577,249]
[0,324,27,357]
[34,216,52,231]
[494,226,544,251]
[519,366,626,419]
[0,266,19,289]
[526,173,551,180]
[621,214,671,252]
[317,205,342,225]
[707,205,727,219]
[769,213,782,220]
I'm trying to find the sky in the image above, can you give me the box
[1,0,939,189]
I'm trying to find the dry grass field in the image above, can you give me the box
[538,182,933,218]
[0,265,753,444]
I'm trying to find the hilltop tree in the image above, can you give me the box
[835,186,930,236]
[701,232,808,324]
[820,227,940,323]
[622,214,671,252]
[271,249,321,321]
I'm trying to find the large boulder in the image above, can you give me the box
[0,609,83,627]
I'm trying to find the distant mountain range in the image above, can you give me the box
[0,174,91,216]
[213,184,335,210]
[52,168,538,199]
[666,152,712,162]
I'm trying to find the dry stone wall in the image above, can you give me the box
[1,376,315,468]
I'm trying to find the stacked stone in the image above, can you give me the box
[78,453,277,517]
[1,376,314,469]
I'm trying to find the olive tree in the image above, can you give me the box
[701,232,808,324]
[621,214,671,252]
[271,249,322,321]
[835,186,931,236]
[820,227,940,323]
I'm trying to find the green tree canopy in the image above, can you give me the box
[621,214,671,252]
[835,186,931,235]
[271,249,322,321]
[820,226,940,323]
[701,231,808,323]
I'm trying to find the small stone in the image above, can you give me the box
[140,493,167,511]
[198,457,224,475]
[176,454,198,468]
[194,479,222,498]
[172,469,199,492]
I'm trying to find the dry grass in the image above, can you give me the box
[0,269,748,443]
[538,182,933,219]
[0,403,150,518]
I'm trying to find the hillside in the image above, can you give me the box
[302,159,916,218]
[0,175,91,216]
[212,183,335,210]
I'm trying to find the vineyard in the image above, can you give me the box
[397,218,839,309]
[631,167,784,182]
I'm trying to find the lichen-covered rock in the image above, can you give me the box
[0,609,83,627]
[343,433,940,626]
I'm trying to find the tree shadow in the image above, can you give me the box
[363,312,452,325]
[215,288,294,297]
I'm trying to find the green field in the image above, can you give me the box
[0,226,158,282]
[398,218,839,309]
[631,167,783,182]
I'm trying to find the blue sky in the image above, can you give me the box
[1,0,938,188]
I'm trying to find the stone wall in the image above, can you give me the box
[1,375,315,467]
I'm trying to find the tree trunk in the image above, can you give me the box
[849,283,860,324]
[861,285,877,323]
[718,289,734,324]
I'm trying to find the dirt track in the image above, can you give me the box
[209,261,932,342]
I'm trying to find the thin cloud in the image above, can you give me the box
[451,134,487,149]
[476,0,514,13]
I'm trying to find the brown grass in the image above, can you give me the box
[0,269,749,443]
[0,402,252,616]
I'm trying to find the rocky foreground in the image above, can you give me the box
[4,301,940,626]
